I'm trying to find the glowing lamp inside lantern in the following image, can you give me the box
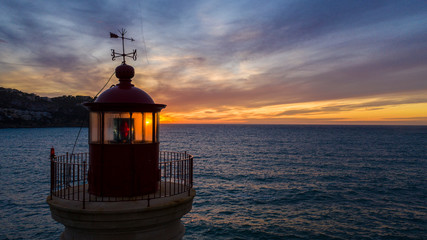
[89,111,158,144]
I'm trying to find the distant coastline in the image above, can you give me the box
[0,87,92,128]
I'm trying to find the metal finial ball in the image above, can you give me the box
[115,64,135,79]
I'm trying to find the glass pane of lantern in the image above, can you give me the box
[154,112,159,142]
[143,112,153,142]
[104,112,134,143]
[90,112,100,143]
[133,112,143,142]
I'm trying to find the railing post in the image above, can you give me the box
[66,152,70,198]
[83,160,86,209]
[190,155,193,189]
[50,147,55,200]
[77,155,80,202]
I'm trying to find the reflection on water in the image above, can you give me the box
[0,125,426,239]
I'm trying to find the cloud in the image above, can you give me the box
[384,117,427,121]
[174,1,427,63]
[1,0,427,124]
[277,96,427,117]
[131,1,427,114]
[142,42,427,112]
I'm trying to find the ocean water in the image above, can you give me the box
[0,125,426,240]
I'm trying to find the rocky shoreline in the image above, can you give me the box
[0,87,92,128]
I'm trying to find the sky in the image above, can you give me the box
[1,0,427,125]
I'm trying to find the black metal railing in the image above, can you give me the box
[50,151,193,209]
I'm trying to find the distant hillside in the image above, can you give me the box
[0,87,93,128]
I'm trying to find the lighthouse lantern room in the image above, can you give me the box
[84,62,165,197]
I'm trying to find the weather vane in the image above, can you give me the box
[110,28,137,64]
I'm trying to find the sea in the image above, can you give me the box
[0,125,426,240]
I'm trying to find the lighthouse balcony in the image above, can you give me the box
[48,151,194,209]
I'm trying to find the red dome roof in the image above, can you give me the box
[95,85,155,104]
[84,64,166,112]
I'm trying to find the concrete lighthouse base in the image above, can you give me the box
[47,187,196,240]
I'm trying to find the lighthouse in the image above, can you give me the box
[47,29,195,240]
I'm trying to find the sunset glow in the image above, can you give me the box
[1,1,426,125]
[160,95,427,125]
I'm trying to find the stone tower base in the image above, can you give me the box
[47,189,195,240]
